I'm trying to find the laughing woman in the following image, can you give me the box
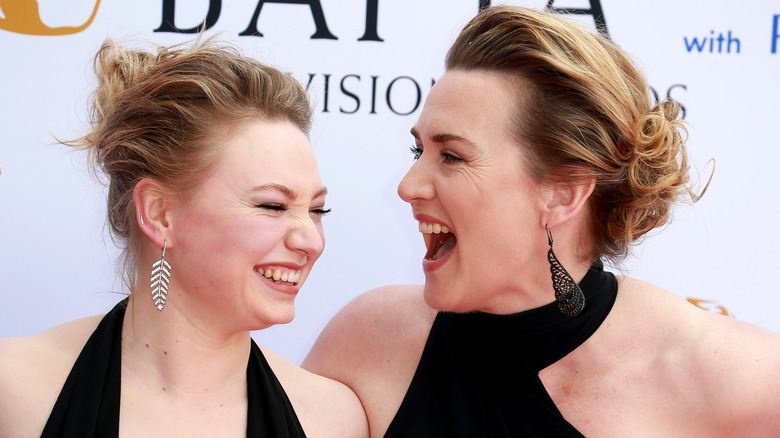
[303,6,780,437]
[0,39,367,437]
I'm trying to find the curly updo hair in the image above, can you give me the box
[447,6,698,262]
[66,37,312,289]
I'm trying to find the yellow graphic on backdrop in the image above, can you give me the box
[0,0,100,36]
[687,298,733,317]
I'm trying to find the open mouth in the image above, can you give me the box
[256,267,302,286]
[419,221,457,261]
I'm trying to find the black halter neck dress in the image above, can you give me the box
[384,263,618,437]
[40,298,306,438]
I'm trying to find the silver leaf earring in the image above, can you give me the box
[150,240,171,311]
[546,226,585,317]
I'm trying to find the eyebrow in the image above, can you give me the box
[410,127,476,148]
[250,183,328,199]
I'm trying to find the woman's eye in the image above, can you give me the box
[310,207,332,217]
[409,146,423,161]
[440,150,464,164]
[257,203,287,212]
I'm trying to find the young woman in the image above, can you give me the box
[0,38,367,438]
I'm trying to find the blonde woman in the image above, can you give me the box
[0,39,367,438]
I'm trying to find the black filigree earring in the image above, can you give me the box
[546,226,585,317]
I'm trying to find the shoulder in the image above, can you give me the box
[260,345,368,438]
[615,277,780,434]
[687,307,780,434]
[0,315,102,437]
[302,284,435,382]
[301,284,436,436]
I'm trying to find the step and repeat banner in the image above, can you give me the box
[1,0,779,363]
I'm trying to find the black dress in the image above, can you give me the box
[40,298,307,438]
[384,264,618,437]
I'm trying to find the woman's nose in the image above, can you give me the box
[397,159,435,204]
[287,215,325,257]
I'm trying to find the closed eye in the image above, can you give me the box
[310,208,332,217]
[257,203,287,212]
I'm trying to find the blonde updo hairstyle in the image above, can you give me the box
[446,6,697,262]
[67,37,312,289]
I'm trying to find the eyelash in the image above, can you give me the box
[409,145,464,164]
[257,203,286,212]
[256,204,332,217]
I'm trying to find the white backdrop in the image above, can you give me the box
[1,0,779,364]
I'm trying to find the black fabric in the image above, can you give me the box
[41,298,306,438]
[384,264,618,437]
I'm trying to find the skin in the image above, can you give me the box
[0,119,368,438]
[303,71,780,437]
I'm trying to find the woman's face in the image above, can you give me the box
[170,118,327,332]
[398,70,551,314]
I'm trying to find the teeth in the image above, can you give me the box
[418,221,451,234]
[256,267,302,285]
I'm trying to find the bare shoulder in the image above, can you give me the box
[687,303,780,434]
[617,276,780,434]
[302,284,435,437]
[302,284,435,380]
[0,315,102,437]
[259,345,368,438]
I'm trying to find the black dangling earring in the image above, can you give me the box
[546,226,585,317]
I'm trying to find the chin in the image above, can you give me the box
[422,283,457,312]
[252,306,296,329]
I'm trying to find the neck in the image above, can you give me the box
[121,294,251,396]
[475,246,593,316]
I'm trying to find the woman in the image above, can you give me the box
[303,6,780,437]
[0,39,367,437]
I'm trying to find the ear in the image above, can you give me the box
[133,178,172,249]
[542,174,596,229]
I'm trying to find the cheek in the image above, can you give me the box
[317,223,325,248]
[177,213,278,258]
[229,218,288,255]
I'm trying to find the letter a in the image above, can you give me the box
[546,0,610,39]
[240,0,337,39]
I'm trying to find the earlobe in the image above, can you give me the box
[544,175,596,228]
[133,178,171,248]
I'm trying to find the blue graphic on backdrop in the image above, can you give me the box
[684,30,741,54]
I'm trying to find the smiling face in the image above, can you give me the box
[398,70,554,314]
[168,118,327,332]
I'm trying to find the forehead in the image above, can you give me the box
[208,119,323,195]
[414,70,518,140]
